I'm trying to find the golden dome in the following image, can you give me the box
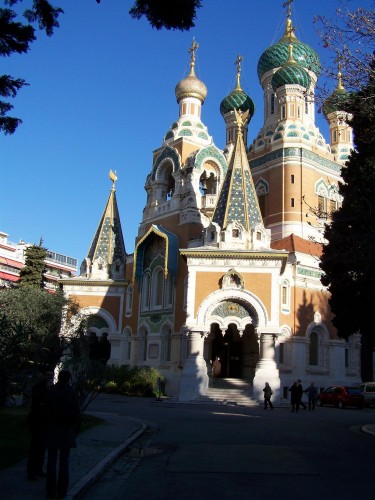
[175,39,207,104]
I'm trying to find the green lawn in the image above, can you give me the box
[0,407,103,470]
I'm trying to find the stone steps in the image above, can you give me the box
[194,378,260,407]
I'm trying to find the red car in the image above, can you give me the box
[316,386,364,409]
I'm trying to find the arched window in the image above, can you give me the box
[164,273,173,308]
[123,327,132,361]
[143,331,148,361]
[309,332,319,365]
[281,279,290,312]
[125,285,133,315]
[152,268,164,308]
[256,179,269,219]
[141,273,151,311]
[161,326,172,362]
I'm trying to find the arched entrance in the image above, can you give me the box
[207,322,259,380]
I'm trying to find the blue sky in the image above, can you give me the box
[1,0,369,266]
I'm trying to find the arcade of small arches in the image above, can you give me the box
[66,298,354,388]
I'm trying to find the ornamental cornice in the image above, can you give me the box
[250,147,341,174]
[59,279,128,287]
[180,249,288,260]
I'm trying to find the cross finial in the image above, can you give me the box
[336,58,344,90]
[283,0,294,18]
[235,54,243,90]
[282,0,296,39]
[188,38,199,75]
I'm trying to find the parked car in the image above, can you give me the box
[359,382,375,408]
[316,386,364,409]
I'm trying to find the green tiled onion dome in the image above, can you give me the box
[257,18,320,82]
[323,74,349,117]
[271,59,311,91]
[220,88,255,118]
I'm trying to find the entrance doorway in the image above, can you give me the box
[207,323,259,380]
[210,323,242,378]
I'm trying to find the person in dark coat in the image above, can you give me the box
[27,371,52,480]
[289,381,299,412]
[45,370,80,499]
[98,332,111,364]
[305,382,318,410]
[263,382,274,409]
[297,379,307,410]
[211,357,221,384]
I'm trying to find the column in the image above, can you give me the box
[179,329,209,402]
[253,332,280,403]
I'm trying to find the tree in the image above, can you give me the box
[315,0,375,97]
[129,0,201,31]
[18,241,47,288]
[320,60,375,380]
[1,0,200,134]
[0,286,67,404]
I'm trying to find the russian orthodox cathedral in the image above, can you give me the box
[60,6,361,403]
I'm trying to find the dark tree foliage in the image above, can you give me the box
[19,242,47,289]
[129,0,201,31]
[0,287,66,405]
[320,60,375,380]
[0,0,63,134]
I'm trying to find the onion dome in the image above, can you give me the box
[257,15,320,82]
[220,54,255,119]
[323,71,349,117]
[175,39,207,104]
[271,44,311,91]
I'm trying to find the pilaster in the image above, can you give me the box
[179,329,209,401]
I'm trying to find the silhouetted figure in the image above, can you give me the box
[297,379,307,410]
[263,382,274,409]
[305,382,318,410]
[98,333,111,364]
[212,356,221,384]
[45,370,80,499]
[27,371,52,480]
[88,332,101,361]
[289,381,299,412]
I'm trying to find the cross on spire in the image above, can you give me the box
[188,38,199,75]
[282,0,296,39]
[235,54,243,89]
[283,0,294,18]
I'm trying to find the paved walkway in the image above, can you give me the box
[0,409,374,500]
[0,412,146,500]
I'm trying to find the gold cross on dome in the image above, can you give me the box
[235,54,243,75]
[283,0,294,18]
[188,38,199,66]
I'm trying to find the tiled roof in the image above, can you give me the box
[271,234,322,257]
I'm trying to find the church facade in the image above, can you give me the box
[60,8,361,403]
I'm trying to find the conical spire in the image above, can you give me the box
[213,110,263,231]
[80,171,126,280]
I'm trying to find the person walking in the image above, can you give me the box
[45,370,80,500]
[305,382,318,410]
[27,371,51,480]
[263,382,274,409]
[289,381,299,412]
[297,379,307,410]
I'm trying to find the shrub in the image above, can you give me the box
[101,365,164,397]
